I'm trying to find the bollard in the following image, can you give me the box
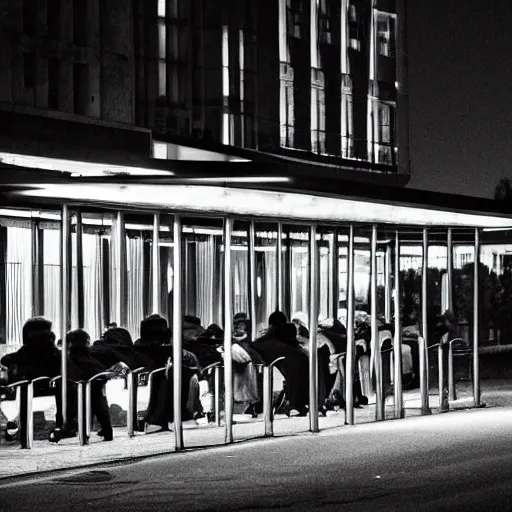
[215,365,221,426]
[263,357,285,437]
[127,367,146,438]
[438,338,449,412]
[418,337,431,415]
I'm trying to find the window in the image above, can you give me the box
[239,29,245,148]
[341,76,354,158]
[280,64,294,148]
[73,64,89,115]
[279,0,289,62]
[47,0,60,40]
[73,0,88,46]
[23,54,36,89]
[158,18,167,97]
[48,59,59,110]
[369,100,395,164]
[377,13,395,57]
[311,70,325,154]
[222,25,233,145]
[318,0,332,44]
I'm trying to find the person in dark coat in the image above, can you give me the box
[134,315,202,430]
[253,320,310,416]
[58,329,113,442]
[91,327,150,370]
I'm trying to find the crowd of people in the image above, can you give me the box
[0,310,381,444]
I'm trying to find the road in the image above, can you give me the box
[2,407,512,511]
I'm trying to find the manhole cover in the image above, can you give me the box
[55,470,114,484]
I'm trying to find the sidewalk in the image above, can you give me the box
[2,377,509,481]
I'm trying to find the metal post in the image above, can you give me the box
[277,223,283,312]
[115,211,127,326]
[77,381,88,446]
[308,225,319,432]
[173,216,184,450]
[85,380,92,437]
[21,382,33,450]
[331,229,339,322]
[127,372,137,437]
[263,366,272,436]
[60,204,70,428]
[214,366,221,426]
[438,338,449,412]
[31,220,44,317]
[248,221,257,340]
[393,230,404,418]
[473,227,481,407]
[421,228,431,414]
[385,245,392,323]
[152,213,161,315]
[76,210,85,329]
[345,225,355,425]
[371,225,384,420]
[447,228,453,312]
[223,217,234,443]
[448,341,456,401]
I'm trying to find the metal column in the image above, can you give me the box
[331,229,339,322]
[420,228,431,414]
[473,228,481,407]
[115,211,127,327]
[371,225,384,420]
[76,211,85,329]
[345,225,355,425]
[393,230,404,418]
[60,204,71,428]
[173,216,184,450]
[276,223,283,312]
[31,220,44,317]
[223,218,234,443]
[152,213,161,315]
[384,245,392,323]
[447,228,453,312]
[248,222,257,341]
[308,225,319,432]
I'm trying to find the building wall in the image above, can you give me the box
[135,0,407,177]
[0,0,135,125]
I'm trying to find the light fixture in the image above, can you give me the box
[0,152,174,177]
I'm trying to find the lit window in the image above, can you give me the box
[222,25,232,145]
[158,0,166,18]
[158,61,166,97]
[153,142,168,160]
[158,20,166,59]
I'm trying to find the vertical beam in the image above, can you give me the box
[371,225,384,420]
[60,204,70,428]
[384,245,392,323]
[331,229,339,322]
[345,225,355,425]
[308,224,319,432]
[248,221,257,340]
[447,228,453,312]
[276,223,283,312]
[473,227,481,407]
[76,210,85,329]
[31,220,44,316]
[285,228,293,320]
[152,213,161,315]
[421,228,431,414]
[223,217,234,443]
[173,216,184,450]
[183,240,190,315]
[393,230,404,418]
[115,211,127,326]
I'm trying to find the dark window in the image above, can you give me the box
[73,64,89,115]
[48,59,59,109]
[47,0,61,40]
[23,0,36,35]
[73,0,88,46]
[23,54,36,89]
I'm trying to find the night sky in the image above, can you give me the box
[406,1,512,199]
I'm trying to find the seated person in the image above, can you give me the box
[253,318,310,417]
[91,327,150,370]
[50,329,113,442]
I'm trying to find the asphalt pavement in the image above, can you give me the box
[2,406,512,511]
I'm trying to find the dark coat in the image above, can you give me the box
[67,348,106,382]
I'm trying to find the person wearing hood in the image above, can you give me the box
[50,329,113,443]
[253,314,310,416]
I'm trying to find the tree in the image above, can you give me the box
[494,178,512,201]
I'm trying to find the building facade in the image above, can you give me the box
[0,0,408,183]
